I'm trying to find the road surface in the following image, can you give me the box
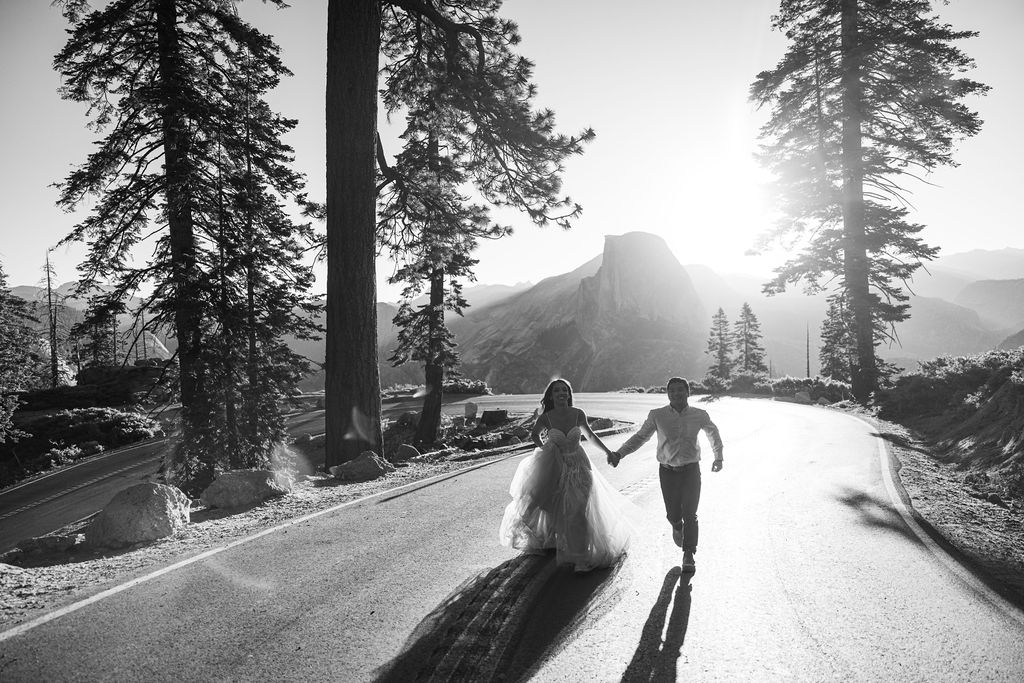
[1,395,1022,681]
[2,407,373,552]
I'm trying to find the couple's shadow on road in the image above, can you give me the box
[373,556,692,683]
[621,567,693,683]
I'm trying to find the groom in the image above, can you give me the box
[608,377,723,573]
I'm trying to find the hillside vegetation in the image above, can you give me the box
[878,348,1024,501]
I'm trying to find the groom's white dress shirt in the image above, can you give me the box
[617,404,723,468]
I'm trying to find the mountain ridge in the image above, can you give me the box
[13,244,1024,391]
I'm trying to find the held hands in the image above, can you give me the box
[711,458,724,472]
[607,451,622,468]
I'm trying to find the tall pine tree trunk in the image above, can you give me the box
[157,0,211,481]
[325,0,383,466]
[840,0,874,403]
[415,267,445,445]
[45,254,59,389]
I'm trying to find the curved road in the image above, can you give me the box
[1,395,1022,681]
[0,410,330,553]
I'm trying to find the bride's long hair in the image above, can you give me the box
[541,378,574,414]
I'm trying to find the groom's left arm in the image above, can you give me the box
[703,415,724,471]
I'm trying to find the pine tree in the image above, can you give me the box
[378,3,592,445]
[733,302,768,374]
[705,308,735,381]
[0,263,42,445]
[819,293,854,382]
[750,0,987,402]
[324,0,590,463]
[54,0,315,492]
[818,290,897,386]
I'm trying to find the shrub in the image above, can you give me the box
[699,375,728,395]
[878,349,1024,421]
[728,372,772,395]
[0,407,162,486]
[766,376,851,403]
[442,378,491,395]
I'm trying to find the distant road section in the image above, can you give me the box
[0,395,533,552]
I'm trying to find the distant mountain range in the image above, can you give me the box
[11,282,173,362]
[14,237,1024,392]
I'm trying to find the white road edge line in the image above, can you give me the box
[0,450,524,643]
[847,413,1024,629]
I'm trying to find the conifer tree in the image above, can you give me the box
[54,0,315,491]
[378,3,592,445]
[733,302,768,374]
[750,0,988,401]
[0,263,42,445]
[818,291,897,386]
[705,308,735,381]
[325,0,590,463]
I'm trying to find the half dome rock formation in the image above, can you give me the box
[452,232,707,392]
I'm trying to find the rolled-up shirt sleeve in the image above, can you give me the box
[618,411,657,457]
[703,417,724,460]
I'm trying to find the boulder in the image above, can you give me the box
[393,443,421,462]
[329,451,396,482]
[464,402,478,420]
[794,391,812,404]
[200,470,294,510]
[481,409,508,426]
[589,417,614,430]
[86,483,190,549]
[451,416,466,429]
[816,397,831,406]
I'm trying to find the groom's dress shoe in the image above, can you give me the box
[671,524,683,547]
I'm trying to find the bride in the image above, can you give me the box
[499,378,634,572]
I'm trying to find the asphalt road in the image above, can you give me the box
[0,408,334,553]
[1,395,1022,681]
[0,404,397,553]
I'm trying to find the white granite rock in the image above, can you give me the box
[329,451,395,482]
[200,470,294,510]
[86,483,190,549]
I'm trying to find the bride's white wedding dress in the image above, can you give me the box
[498,426,634,570]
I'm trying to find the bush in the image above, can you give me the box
[767,375,851,403]
[0,407,163,486]
[442,378,491,395]
[877,349,1024,421]
[728,372,772,395]
[698,375,729,395]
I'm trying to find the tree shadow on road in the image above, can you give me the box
[834,488,924,545]
[373,551,623,683]
[872,430,934,456]
[620,567,692,683]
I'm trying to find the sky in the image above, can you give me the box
[1,0,1021,303]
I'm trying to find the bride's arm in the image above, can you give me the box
[577,408,613,457]
[530,412,548,448]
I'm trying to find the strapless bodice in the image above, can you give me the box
[546,426,582,452]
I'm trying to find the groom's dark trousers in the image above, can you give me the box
[659,462,701,553]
